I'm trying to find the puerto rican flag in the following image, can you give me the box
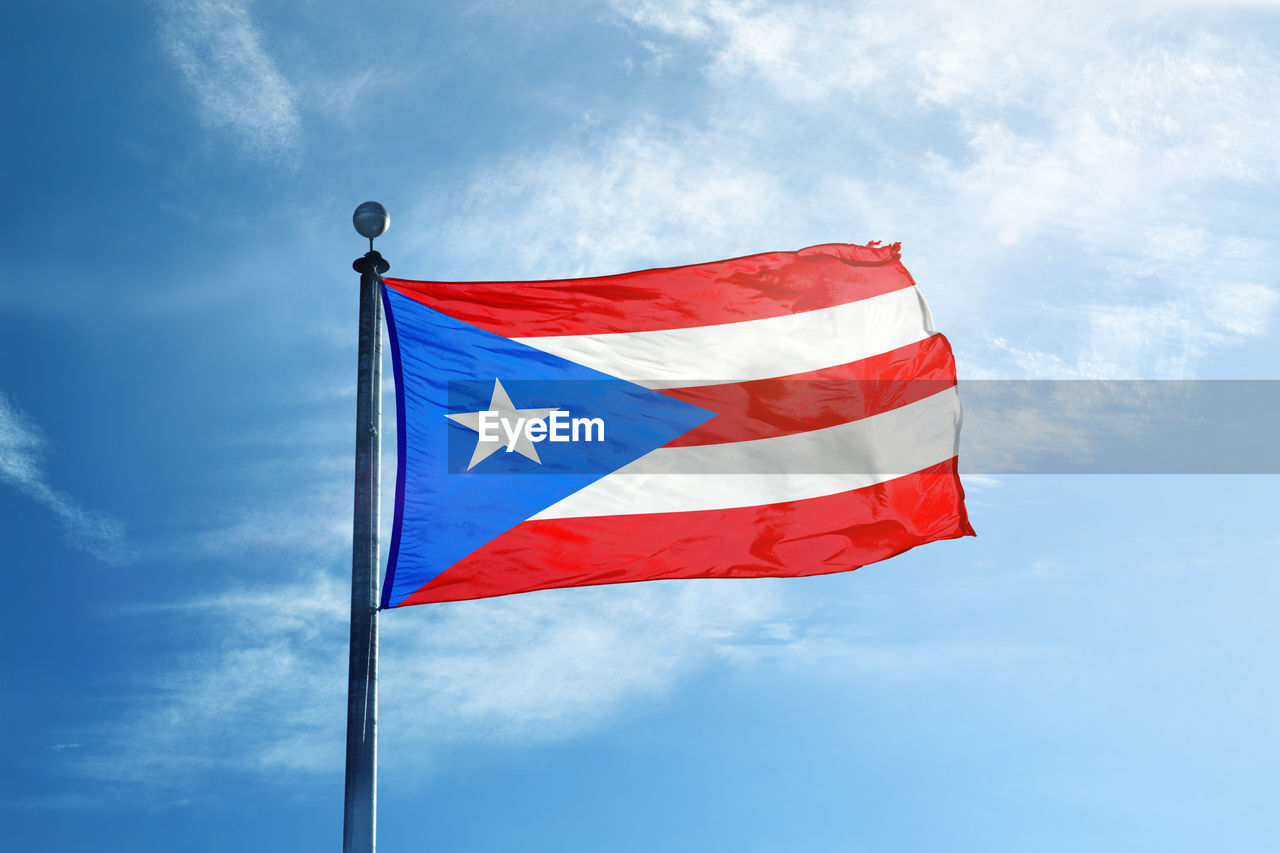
[379,242,973,608]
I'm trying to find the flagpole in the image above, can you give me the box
[345,202,389,853]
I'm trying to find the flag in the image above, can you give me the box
[379,242,973,608]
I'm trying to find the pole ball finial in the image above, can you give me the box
[353,201,390,242]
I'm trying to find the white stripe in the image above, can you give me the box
[532,387,961,519]
[513,286,936,388]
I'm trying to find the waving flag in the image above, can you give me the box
[380,242,973,608]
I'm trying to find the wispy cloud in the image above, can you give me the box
[79,574,349,786]
[76,573,788,792]
[75,567,1057,797]
[0,392,129,564]
[158,0,301,159]
[178,494,351,562]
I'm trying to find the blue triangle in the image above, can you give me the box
[381,286,714,608]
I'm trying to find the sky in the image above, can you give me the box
[2,0,1279,850]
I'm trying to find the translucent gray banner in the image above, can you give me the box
[440,380,1280,475]
[958,380,1280,474]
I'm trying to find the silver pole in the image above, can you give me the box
[344,203,389,853]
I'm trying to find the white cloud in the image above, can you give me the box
[380,579,783,751]
[0,392,129,564]
[77,567,1063,795]
[613,0,717,40]
[414,119,798,279]
[81,574,349,785]
[158,0,301,158]
[586,0,1280,378]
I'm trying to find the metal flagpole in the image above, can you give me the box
[345,201,389,853]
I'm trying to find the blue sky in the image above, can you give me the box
[2,1,1279,850]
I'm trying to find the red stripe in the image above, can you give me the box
[659,335,957,447]
[384,242,911,337]
[395,458,974,606]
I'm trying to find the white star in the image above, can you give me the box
[445,379,558,470]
